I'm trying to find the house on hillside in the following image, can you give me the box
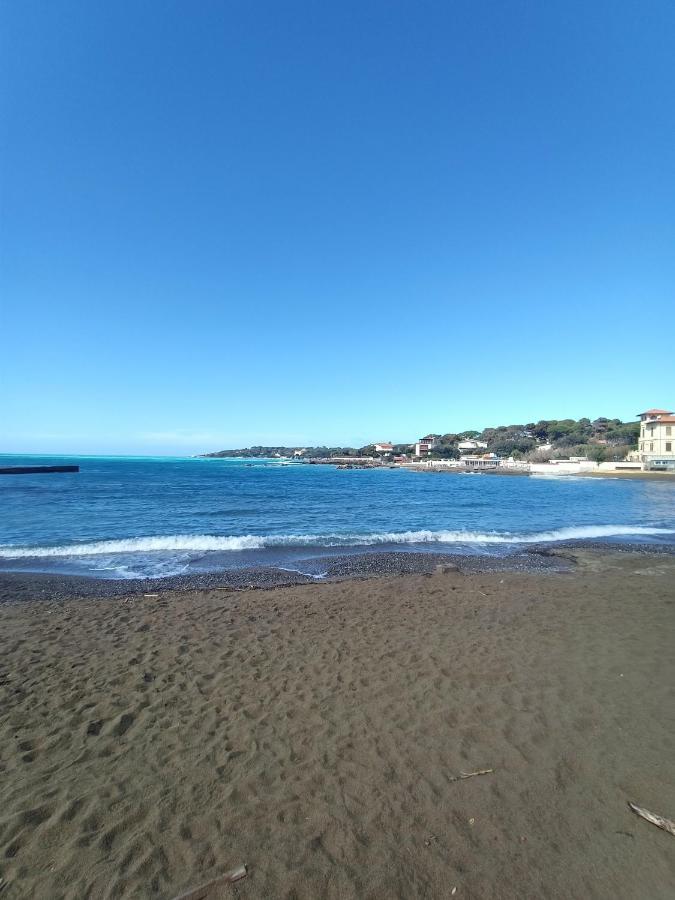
[414,435,439,457]
[374,442,394,455]
[458,439,488,453]
[637,408,675,470]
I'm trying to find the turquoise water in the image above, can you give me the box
[1,454,674,579]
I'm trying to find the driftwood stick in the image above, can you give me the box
[459,768,494,779]
[628,802,675,837]
[171,865,248,900]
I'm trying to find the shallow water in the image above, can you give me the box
[1,454,674,578]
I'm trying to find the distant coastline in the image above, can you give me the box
[199,410,675,476]
[201,414,639,465]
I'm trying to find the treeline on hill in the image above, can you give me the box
[203,418,639,462]
[203,445,362,458]
[430,418,639,462]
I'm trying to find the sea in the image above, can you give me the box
[1,454,674,580]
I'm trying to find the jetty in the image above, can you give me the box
[0,465,79,475]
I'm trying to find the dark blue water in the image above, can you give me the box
[1,454,674,578]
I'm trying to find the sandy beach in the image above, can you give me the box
[1,550,674,899]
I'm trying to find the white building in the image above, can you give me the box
[461,453,500,469]
[374,442,394,454]
[637,408,675,471]
[414,435,439,457]
[457,439,488,453]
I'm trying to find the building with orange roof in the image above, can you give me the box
[374,442,394,456]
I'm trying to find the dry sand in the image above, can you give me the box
[1,550,674,899]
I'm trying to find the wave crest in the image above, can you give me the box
[0,524,673,558]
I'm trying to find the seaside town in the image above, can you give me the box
[205,407,675,475]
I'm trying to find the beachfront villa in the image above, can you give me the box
[637,408,675,471]
[461,453,500,469]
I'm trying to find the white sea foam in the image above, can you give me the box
[0,524,673,558]
[339,525,675,545]
[0,535,270,557]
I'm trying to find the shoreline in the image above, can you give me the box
[404,464,675,479]
[580,469,675,479]
[2,540,675,603]
[0,549,566,603]
[1,548,674,898]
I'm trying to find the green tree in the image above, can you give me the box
[587,446,608,463]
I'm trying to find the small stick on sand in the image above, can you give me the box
[628,802,675,837]
[459,769,494,779]
[171,864,248,900]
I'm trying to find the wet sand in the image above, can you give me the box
[1,550,674,899]
[0,549,571,603]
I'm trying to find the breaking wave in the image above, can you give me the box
[1,524,673,558]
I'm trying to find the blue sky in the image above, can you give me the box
[2,0,674,455]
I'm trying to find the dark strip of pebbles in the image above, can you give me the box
[0,550,570,604]
[1,541,672,604]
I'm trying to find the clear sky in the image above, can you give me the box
[2,1,674,455]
